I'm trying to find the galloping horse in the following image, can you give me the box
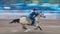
[10,11,45,32]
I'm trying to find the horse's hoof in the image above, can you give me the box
[34,26,43,31]
[39,27,43,31]
[24,29,31,32]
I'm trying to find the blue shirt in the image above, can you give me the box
[29,11,39,18]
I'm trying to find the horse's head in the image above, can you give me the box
[36,11,46,19]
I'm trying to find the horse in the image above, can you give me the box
[9,11,45,32]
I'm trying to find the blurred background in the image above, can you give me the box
[0,0,60,19]
[0,0,60,33]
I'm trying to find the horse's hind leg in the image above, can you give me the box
[20,23,27,29]
[22,24,28,30]
[21,23,31,32]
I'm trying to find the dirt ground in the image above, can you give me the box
[0,19,60,34]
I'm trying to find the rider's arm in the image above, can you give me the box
[33,14,38,18]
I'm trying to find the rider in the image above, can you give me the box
[28,9,40,25]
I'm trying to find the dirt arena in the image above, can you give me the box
[0,19,60,34]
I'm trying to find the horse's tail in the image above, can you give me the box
[9,19,20,24]
[9,21,13,24]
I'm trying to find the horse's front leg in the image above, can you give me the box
[33,22,43,31]
[34,25,42,31]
